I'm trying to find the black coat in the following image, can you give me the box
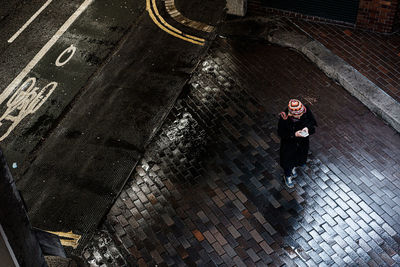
[277,106,317,170]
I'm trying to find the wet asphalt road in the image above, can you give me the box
[0,0,144,178]
[0,0,147,252]
[0,0,225,253]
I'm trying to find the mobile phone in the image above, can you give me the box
[300,131,309,137]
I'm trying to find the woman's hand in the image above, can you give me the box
[295,127,309,137]
[295,130,303,137]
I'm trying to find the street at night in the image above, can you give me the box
[0,0,400,266]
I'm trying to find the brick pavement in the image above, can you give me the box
[247,1,400,103]
[83,37,400,266]
[291,19,400,103]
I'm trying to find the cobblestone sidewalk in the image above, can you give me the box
[83,37,400,266]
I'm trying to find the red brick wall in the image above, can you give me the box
[356,0,399,32]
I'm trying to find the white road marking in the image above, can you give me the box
[0,0,92,141]
[0,78,58,141]
[0,0,93,107]
[56,45,77,67]
[8,0,53,43]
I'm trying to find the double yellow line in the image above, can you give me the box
[45,230,81,249]
[146,0,205,46]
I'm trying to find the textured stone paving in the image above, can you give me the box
[83,37,400,266]
[247,0,400,103]
[291,19,400,103]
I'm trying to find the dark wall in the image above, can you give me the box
[0,149,47,267]
[261,0,360,23]
[0,228,17,267]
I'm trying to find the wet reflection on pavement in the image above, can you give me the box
[83,37,400,266]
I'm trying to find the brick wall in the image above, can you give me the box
[356,0,399,32]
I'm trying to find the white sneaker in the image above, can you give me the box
[284,175,294,188]
[292,168,298,178]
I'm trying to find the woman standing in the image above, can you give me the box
[278,99,317,188]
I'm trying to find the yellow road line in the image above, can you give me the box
[45,230,81,249]
[146,0,205,46]
[151,0,205,42]
[150,0,182,35]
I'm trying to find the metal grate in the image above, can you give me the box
[262,0,360,23]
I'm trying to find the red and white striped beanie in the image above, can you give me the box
[288,99,306,115]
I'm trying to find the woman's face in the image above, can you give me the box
[290,113,302,119]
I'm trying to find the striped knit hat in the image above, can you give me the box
[288,99,306,115]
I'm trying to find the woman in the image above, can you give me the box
[278,99,317,188]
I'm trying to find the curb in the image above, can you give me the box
[267,30,400,134]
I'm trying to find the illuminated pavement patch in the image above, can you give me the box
[84,37,400,265]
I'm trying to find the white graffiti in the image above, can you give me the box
[0,78,57,141]
[56,45,76,67]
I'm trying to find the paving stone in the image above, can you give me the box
[192,230,205,242]
[211,242,225,256]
